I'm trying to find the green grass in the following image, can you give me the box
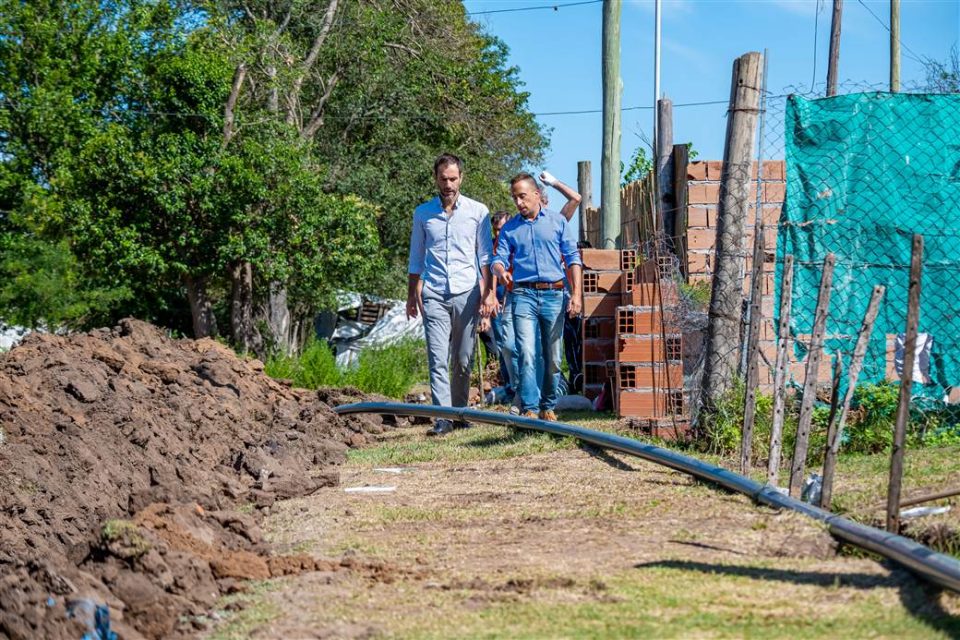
[264,336,428,399]
[398,565,960,640]
[206,580,282,640]
[347,424,580,466]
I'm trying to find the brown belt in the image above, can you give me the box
[514,280,564,290]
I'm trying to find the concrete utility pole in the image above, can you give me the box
[890,0,901,92]
[701,52,764,410]
[826,0,843,97]
[577,160,593,244]
[601,0,622,249]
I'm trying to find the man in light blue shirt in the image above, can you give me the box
[407,153,496,435]
[491,173,582,421]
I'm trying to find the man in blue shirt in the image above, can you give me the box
[407,153,496,435]
[491,173,582,421]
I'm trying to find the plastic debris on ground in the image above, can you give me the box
[801,473,823,505]
[900,505,952,519]
[329,294,424,367]
[343,486,397,493]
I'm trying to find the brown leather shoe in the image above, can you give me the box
[539,410,557,422]
[521,410,539,419]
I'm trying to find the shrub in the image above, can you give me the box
[265,336,428,399]
[343,337,428,398]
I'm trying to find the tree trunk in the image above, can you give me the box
[185,275,218,338]
[230,260,260,354]
[265,283,294,355]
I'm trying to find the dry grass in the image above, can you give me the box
[209,419,960,638]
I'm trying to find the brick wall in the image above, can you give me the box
[682,160,833,390]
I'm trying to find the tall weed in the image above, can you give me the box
[265,337,428,399]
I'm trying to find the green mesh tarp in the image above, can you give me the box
[777,92,960,399]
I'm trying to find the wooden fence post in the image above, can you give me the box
[820,284,885,509]
[788,252,835,497]
[887,234,923,532]
[767,254,794,486]
[701,51,764,409]
[577,160,593,245]
[741,221,766,473]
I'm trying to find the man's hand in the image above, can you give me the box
[481,290,498,318]
[539,170,558,187]
[493,264,513,287]
[567,295,582,318]
[478,316,492,333]
[406,293,420,320]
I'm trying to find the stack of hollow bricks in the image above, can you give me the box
[580,249,686,434]
[685,160,835,389]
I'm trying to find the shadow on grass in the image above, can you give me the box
[578,443,642,472]
[634,559,960,636]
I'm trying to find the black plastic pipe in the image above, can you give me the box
[335,402,960,594]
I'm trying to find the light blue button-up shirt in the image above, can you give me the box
[408,194,493,295]
[491,207,581,283]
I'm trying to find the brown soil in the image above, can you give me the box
[0,319,387,639]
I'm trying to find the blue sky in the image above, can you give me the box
[462,0,959,198]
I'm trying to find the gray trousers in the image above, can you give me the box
[422,284,480,408]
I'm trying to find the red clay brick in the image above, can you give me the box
[686,207,711,227]
[688,183,721,205]
[764,182,786,203]
[687,252,712,274]
[687,161,708,181]
[706,161,724,180]
[687,228,716,250]
[581,249,622,271]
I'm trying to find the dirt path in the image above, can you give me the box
[215,424,960,639]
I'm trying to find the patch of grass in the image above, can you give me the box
[398,564,960,639]
[206,580,282,640]
[347,424,578,466]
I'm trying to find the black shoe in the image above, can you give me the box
[427,419,454,436]
[453,420,471,430]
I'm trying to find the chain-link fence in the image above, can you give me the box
[760,83,960,415]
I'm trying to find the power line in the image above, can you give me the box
[466,0,602,16]
[854,0,926,65]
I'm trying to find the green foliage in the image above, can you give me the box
[621,147,652,187]
[0,234,129,328]
[699,379,799,461]
[0,0,545,341]
[265,337,428,399]
[343,338,429,399]
[678,279,711,310]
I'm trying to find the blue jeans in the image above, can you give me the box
[512,287,564,413]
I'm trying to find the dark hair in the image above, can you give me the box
[509,172,540,191]
[434,153,464,176]
[491,210,510,221]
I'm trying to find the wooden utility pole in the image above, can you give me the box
[890,0,900,92]
[601,0,622,249]
[826,0,843,97]
[577,161,593,244]
[887,234,923,533]
[701,51,764,409]
[656,98,674,239]
[788,252,835,497]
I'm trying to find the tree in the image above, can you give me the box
[923,47,960,93]
[0,0,547,354]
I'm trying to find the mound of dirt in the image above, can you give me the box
[0,319,388,639]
